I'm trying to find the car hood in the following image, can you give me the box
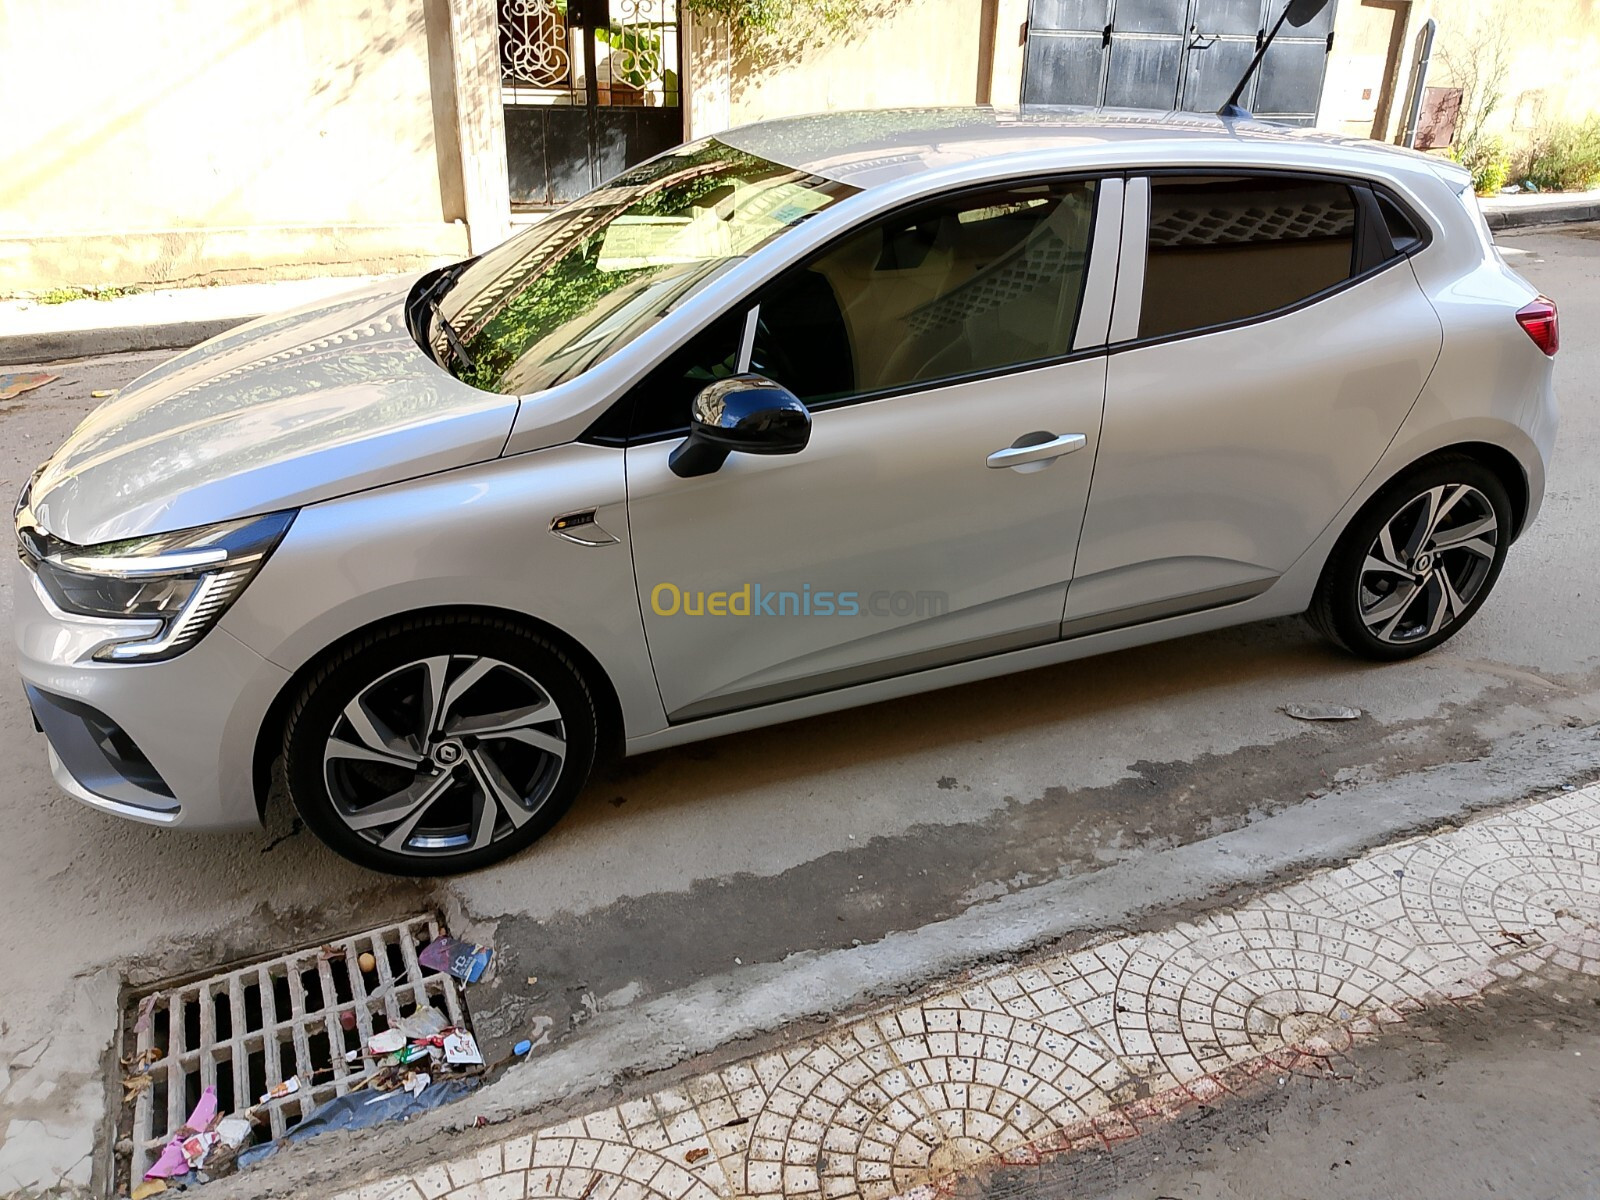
[28,276,520,546]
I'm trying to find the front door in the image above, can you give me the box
[499,0,685,207]
[625,178,1120,720]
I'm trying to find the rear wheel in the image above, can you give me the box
[1309,457,1512,661]
[283,614,597,875]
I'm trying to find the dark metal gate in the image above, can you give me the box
[1022,0,1338,124]
[499,0,684,208]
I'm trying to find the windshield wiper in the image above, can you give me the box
[409,261,476,373]
[425,292,476,373]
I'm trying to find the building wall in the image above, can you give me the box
[687,0,1032,138]
[687,0,1597,159]
[1432,0,1600,137]
[0,0,477,292]
[1316,0,1600,147]
[7,0,1593,294]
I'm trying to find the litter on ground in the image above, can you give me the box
[0,371,57,400]
[1284,702,1363,721]
[418,934,493,983]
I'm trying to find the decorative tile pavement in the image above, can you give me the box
[334,781,1600,1200]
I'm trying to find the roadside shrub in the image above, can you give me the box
[1451,135,1512,197]
[1521,118,1600,191]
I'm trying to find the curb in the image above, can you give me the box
[1486,200,1600,231]
[0,315,256,366]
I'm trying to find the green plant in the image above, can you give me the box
[596,22,663,89]
[682,0,872,56]
[1452,136,1511,196]
[1521,118,1600,192]
[35,284,143,304]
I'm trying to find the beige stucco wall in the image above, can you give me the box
[1432,0,1600,135]
[729,0,986,120]
[687,0,1024,138]
[0,0,478,292]
[1317,0,1600,145]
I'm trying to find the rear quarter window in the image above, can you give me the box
[1376,190,1426,253]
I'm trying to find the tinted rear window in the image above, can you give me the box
[1138,175,1358,340]
[1376,191,1425,253]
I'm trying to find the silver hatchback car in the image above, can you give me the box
[15,109,1560,874]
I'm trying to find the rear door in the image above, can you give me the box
[1066,171,1443,634]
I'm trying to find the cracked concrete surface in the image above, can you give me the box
[0,227,1596,1198]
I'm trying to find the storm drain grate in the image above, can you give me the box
[118,914,472,1183]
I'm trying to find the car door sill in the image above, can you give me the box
[630,578,1301,753]
[1059,579,1275,640]
[662,580,1274,725]
[665,624,1058,723]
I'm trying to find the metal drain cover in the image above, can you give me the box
[117,914,474,1186]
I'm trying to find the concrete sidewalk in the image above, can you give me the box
[0,274,399,365]
[1483,186,1600,231]
[1,187,1595,367]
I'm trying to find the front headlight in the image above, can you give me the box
[28,510,295,662]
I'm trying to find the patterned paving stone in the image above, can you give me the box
[337,782,1600,1200]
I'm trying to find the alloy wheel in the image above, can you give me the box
[1357,483,1500,646]
[322,655,567,857]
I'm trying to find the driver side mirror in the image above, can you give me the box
[668,375,812,478]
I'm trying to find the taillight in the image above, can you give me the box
[1516,296,1559,356]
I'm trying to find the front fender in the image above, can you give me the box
[218,443,668,741]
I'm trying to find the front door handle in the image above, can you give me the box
[986,432,1087,469]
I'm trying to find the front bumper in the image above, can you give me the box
[13,559,291,830]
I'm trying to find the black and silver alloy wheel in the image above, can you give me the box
[1309,456,1513,662]
[1357,483,1499,645]
[324,655,566,855]
[284,615,597,875]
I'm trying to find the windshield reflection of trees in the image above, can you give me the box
[440,138,854,396]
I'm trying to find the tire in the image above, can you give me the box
[1308,455,1513,661]
[282,613,598,875]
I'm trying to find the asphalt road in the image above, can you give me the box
[1,226,1598,1198]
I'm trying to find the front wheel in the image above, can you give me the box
[1308,457,1513,661]
[282,614,598,875]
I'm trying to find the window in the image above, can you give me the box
[1375,190,1425,254]
[589,310,744,445]
[611,178,1101,442]
[1137,175,1359,340]
[433,138,857,395]
[751,179,1099,403]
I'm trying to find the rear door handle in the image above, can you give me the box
[986,432,1087,469]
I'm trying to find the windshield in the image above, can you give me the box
[431,138,858,395]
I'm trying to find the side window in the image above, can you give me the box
[1137,175,1359,340]
[607,178,1099,444]
[752,179,1099,403]
[602,310,744,444]
[1375,190,1425,254]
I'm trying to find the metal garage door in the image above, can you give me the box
[1022,0,1338,124]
